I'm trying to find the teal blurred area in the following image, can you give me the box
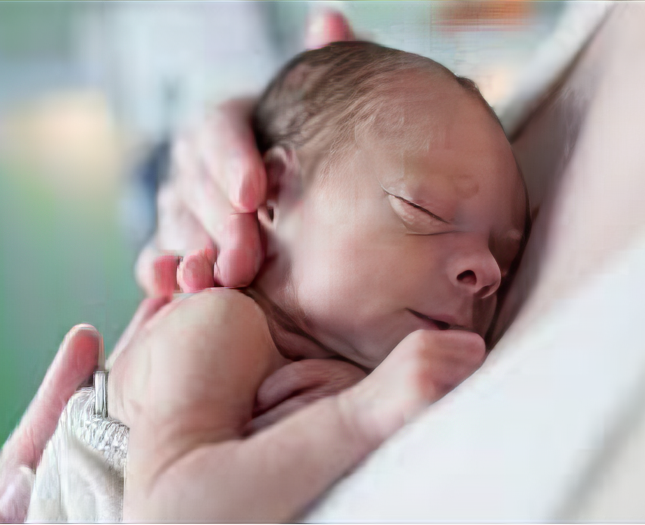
[0,152,142,445]
[0,3,144,445]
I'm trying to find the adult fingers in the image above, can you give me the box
[146,97,267,292]
[6,325,101,470]
[174,129,264,288]
[177,248,216,293]
[213,213,262,287]
[204,99,267,213]
[305,9,356,50]
[135,182,213,297]
[174,101,266,219]
[137,245,182,298]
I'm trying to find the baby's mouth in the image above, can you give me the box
[407,309,452,331]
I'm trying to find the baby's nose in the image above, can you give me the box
[450,246,502,299]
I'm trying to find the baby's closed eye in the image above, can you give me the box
[387,193,449,235]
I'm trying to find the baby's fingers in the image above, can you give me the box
[345,330,485,443]
[408,330,486,397]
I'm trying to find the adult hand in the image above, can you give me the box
[0,326,101,523]
[135,9,356,296]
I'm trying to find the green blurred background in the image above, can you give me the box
[0,2,143,444]
[0,0,565,445]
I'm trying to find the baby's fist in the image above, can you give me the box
[342,330,486,445]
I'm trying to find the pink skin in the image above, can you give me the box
[166,74,526,436]
[305,9,356,50]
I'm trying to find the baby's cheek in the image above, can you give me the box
[292,241,396,357]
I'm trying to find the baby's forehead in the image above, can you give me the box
[354,73,495,152]
[343,79,523,210]
[308,68,519,206]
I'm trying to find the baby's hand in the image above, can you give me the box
[342,330,486,446]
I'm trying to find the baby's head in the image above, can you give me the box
[250,42,529,369]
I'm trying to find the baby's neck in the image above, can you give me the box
[243,286,337,362]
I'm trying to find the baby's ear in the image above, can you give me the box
[260,146,301,227]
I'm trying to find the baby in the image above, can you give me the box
[31,41,529,522]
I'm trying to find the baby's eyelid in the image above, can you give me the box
[400,197,448,224]
[384,190,449,225]
[387,195,448,236]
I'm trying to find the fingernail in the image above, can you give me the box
[74,325,104,370]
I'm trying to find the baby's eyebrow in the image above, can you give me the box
[381,186,451,224]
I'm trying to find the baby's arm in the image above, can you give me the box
[120,289,284,513]
[123,317,485,522]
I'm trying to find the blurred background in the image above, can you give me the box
[0,1,567,444]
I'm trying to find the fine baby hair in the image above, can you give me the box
[252,41,502,167]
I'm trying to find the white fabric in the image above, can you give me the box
[496,1,613,137]
[27,389,124,523]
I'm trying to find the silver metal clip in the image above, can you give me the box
[94,334,108,418]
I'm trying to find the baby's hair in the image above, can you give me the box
[252,41,502,172]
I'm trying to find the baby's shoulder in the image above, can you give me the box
[165,287,276,365]
[120,288,281,429]
[185,287,267,328]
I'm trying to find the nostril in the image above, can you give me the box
[457,270,477,286]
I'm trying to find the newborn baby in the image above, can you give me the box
[117,41,528,520]
[30,41,529,522]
